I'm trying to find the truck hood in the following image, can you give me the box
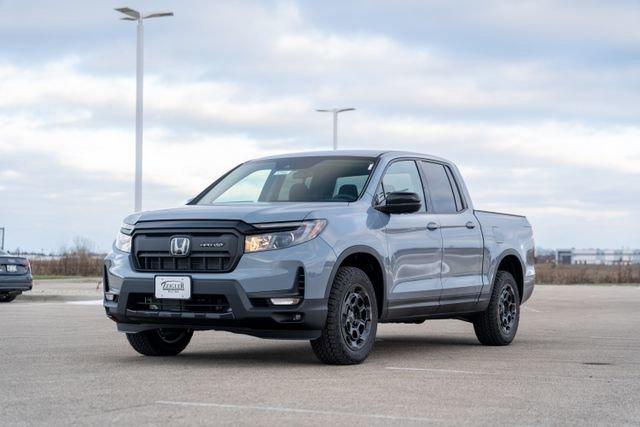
[131,203,348,225]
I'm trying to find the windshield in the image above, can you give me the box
[195,156,376,204]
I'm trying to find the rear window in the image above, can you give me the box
[332,175,369,199]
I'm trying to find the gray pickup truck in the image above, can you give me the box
[104,150,535,364]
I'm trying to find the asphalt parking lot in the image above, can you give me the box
[1,284,639,426]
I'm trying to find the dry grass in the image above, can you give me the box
[30,254,103,277]
[535,263,640,284]
[28,237,104,277]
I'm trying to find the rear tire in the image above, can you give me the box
[0,293,17,303]
[311,266,378,365]
[126,328,193,356]
[473,271,520,346]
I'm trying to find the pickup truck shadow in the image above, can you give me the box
[117,335,479,367]
[121,342,318,366]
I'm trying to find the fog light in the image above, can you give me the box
[270,297,301,306]
[105,292,117,302]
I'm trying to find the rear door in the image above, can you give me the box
[378,160,443,318]
[419,161,484,310]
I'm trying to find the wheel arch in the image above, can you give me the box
[492,250,525,301]
[327,246,387,318]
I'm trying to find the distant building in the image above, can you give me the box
[534,247,555,264]
[556,249,640,265]
[556,249,573,265]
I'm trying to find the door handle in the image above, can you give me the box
[427,222,440,231]
[465,221,476,229]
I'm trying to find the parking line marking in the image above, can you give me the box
[156,400,436,422]
[386,367,496,375]
[65,300,103,305]
[522,306,541,313]
[589,336,640,341]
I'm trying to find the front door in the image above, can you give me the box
[378,160,443,318]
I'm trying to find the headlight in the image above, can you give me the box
[245,220,327,253]
[115,232,132,253]
[115,223,134,253]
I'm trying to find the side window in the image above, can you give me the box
[377,161,426,213]
[420,162,457,214]
[444,165,465,211]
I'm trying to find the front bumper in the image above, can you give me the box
[0,275,33,293]
[104,237,336,340]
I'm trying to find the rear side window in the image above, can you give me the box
[420,162,459,214]
[444,165,465,211]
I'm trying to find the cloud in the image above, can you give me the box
[0,170,21,180]
[0,0,638,251]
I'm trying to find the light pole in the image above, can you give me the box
[115,7,173,212]
[316,108,355,150]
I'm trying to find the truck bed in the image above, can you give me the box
[474,209,532,246]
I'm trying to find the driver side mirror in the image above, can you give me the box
[375,191,422,214]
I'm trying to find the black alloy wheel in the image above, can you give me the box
[341,285,373,350]
[498,285,517,335]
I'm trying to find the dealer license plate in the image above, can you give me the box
[154,276,191,300]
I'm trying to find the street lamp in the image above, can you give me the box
[115,7,173,212]
[316,108,356,150]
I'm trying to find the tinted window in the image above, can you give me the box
[420,162,457,213]
[196,157,375,204]
[444,166,465,211]
[377,160,426,212]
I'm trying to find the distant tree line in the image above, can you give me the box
[29,237,104,277]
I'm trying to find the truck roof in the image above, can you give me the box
[253,150,450,163]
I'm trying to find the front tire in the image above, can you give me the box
[473,271,520,346]
[0,293,17,303]
[311,266,378,365]
[126,328,193,356]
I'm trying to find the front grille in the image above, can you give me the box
[137,255,231,272]
[132,229,242,273]
[127,293,231,314]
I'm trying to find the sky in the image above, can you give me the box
[0,0,639,253]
